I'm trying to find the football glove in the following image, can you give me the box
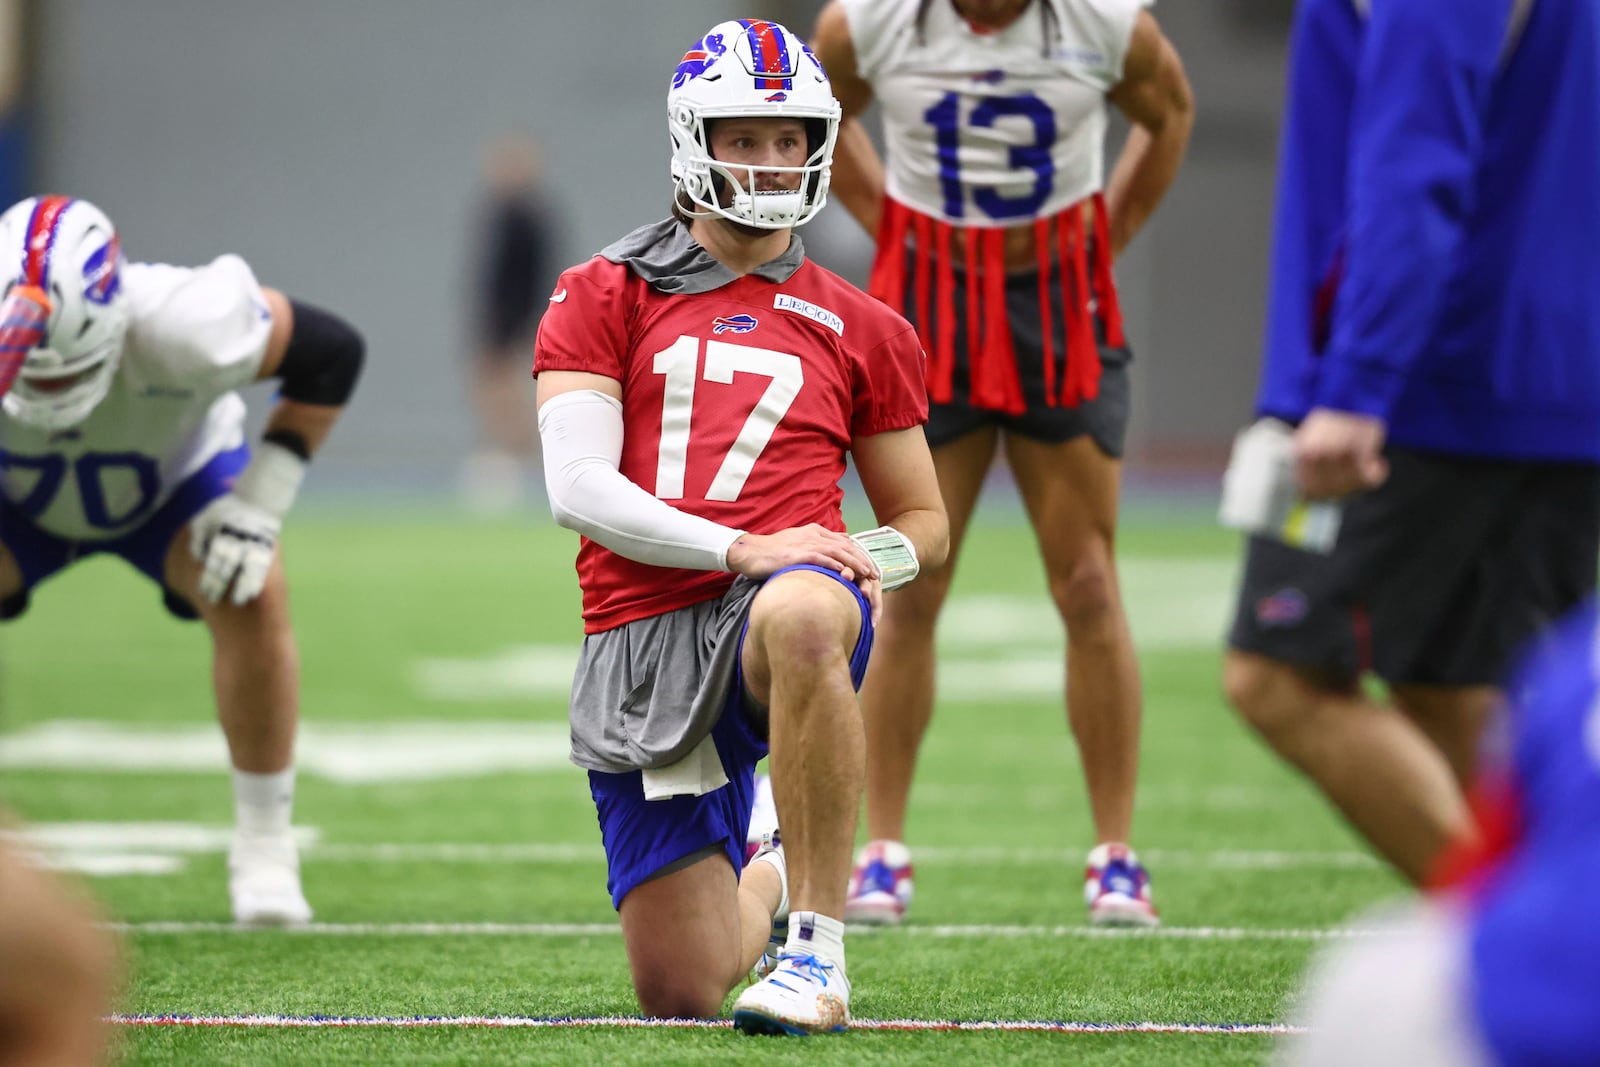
[849,525,920,591]
[190,441,306,605]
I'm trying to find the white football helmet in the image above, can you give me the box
[668,19,841,230]
[0,196,129,430]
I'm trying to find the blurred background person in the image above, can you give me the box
[1283,597,1600,1067]
[0,828,118,1067]
[459,132,563,515]
[1223,0,1600,886]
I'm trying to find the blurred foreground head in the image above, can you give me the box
[0,831,120,1067]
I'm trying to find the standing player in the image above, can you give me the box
[1223,0,1600,886]
[534,19,947,1035]
[809,0,1193,925]
[0,195,365,926]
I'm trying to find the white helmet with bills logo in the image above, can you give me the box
[0,195,129,430]
[668,19,841,230]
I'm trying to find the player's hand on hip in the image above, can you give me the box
[726,524,882,586]
[188,494,282,606]
[1293,408,1389,500]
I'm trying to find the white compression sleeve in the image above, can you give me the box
[537,388,745,571]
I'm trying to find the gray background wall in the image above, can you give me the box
[33,1,1293,493]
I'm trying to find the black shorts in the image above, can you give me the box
[1228,449,1600,686]
[898,259,1132,457]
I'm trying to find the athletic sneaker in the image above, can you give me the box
[1084,843,1159,927]
[843,840,913,925]
[229,831,312,927]
[745,829,788,979]
[732,952,851,1035]
[744,773,778,864]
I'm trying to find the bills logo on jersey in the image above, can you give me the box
[971,69,1006,85]
[774,293,843,337]
[712,313,758,334]
[672,32,727,89]
[82,234,122,306]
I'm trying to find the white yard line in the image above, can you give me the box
[111,1013,1304,1035]
[113,920,1383,941]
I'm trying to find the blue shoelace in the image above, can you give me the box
[768,953,835,993]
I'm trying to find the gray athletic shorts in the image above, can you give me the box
[569,576,763,774]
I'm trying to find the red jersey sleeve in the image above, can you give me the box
[852,321,930,437]
[532,258,631,379]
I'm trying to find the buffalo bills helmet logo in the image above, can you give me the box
[765,92,788,102]
[712,314,758,334]
[672,32,727,89]
[82,234,122,306]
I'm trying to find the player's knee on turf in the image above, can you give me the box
[632,965,734,1020]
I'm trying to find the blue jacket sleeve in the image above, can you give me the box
[1313,0,1510,418]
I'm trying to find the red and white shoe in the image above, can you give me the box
[1084,843,1159,927]
[844,840,913,925]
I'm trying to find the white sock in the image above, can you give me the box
[233,767,295,838]
[785,910,846,970]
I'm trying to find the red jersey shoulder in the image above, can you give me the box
[535,256,649,377]
[786,260,918,353]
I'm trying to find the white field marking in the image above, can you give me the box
[5,823,325,879]
[0,720,571,782]
[412,557,1238,703]
[110,1013,1306,1035]
[112,921,1385,942]
[38,853,185,876]
[938,558,1238,652]
[303,842,1376,871]
[112,921,1382,940]
[909,782,1308,813]
[9,823,1375,873]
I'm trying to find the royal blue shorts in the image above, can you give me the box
[0,444,249,621]
[587,563,875,910]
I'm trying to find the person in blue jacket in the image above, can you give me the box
[1222,0,1600,885]
[1283,599,1600,1066]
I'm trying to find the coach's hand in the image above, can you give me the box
[190,494,282,605]
[1294,408,1389,500]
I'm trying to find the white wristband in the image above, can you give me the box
[235,440,308,518]
[850,525,920,591]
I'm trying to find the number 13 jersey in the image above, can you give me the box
[534,218,927,634]
[844,0,1150,227]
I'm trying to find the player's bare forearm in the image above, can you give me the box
[1106,13,1194,257]
[853,426,948,572]
[832,117,887,238]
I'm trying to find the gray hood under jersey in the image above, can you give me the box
[598,217,805,294]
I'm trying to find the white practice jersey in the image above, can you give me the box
[842,0,1150,226]
[0,254,271,541]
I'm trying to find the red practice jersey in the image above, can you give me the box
[535,251,927,633]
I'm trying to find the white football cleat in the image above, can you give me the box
[229,832,312,927]
[732,951,851,1036]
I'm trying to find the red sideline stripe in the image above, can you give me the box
[111,1014,1305,1035]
